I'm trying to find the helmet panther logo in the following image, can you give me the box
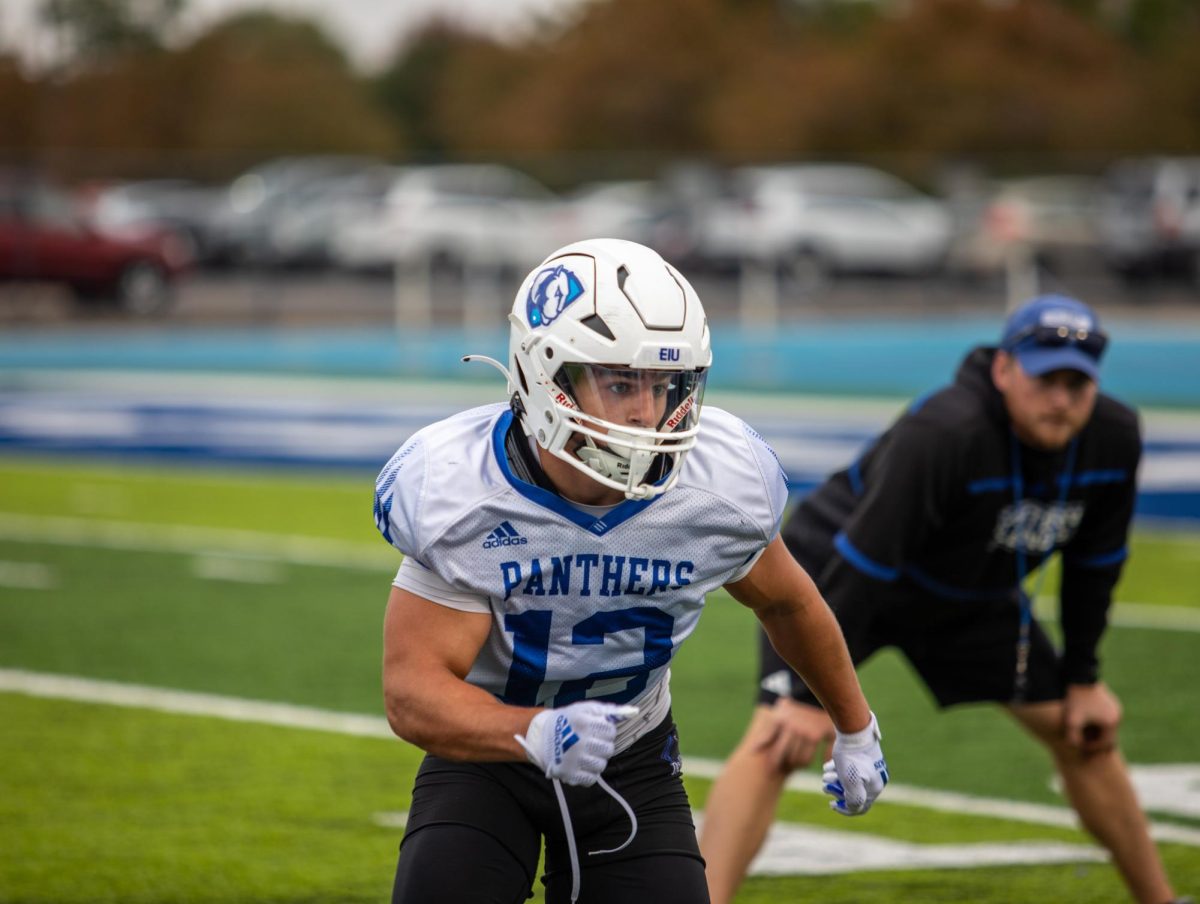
[526,264,585,328]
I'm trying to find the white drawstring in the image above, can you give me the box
[548,775,639,903]
[588,777,638,856]
[551,778,582,903]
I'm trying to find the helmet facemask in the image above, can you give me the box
[548,363,707,499]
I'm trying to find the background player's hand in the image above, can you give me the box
[516,701,639,786]
[822,712,888,815]
[755,698,835,772]
[1063,682,1122,756]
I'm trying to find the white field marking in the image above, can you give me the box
[3,667,1200,848]
[683,757,1200,847]
[369,808,1107,874]
[0,560,57,590]
[1031,594,1200,633]
[695,812,1108,876]
[0,513,397,573]
[0,512,1198,632]
[0,668,394,739]
[190,555,286,585]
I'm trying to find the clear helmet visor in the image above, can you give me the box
[554,363,707,498]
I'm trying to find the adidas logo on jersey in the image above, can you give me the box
[482,521,528,549]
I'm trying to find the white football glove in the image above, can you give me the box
[822,711,888,816]
[515,701,639,787]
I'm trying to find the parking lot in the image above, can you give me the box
[1,264,1197,330]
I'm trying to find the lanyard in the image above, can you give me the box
[1009,431,1078,702]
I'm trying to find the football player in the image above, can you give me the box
[374,238,887,903]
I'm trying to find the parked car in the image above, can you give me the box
[694,163,954,290]
[1099,156,1200,281]
[260,164,400,269]
[948,174,1105,279]
[208,155,385,267]
[0,174,190,314]
[331,164,566,274]
[558,180,665,247]
[85,178,225,266]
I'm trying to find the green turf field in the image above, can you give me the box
[1,456,1198,903]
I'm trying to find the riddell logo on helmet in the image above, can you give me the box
[664,394,695,429]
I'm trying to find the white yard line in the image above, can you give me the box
[0,513,396,572]
[2,667,1199,847]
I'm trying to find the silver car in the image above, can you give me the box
[695,163,954,289]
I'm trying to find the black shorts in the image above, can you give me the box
[392,711,708,904]
[758,570,1065,709]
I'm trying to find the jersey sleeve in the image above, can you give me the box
[394,556,491,613]
[373,433,429,563]
[739,419,790,540]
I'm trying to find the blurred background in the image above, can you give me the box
[2,3,1200,902]
[0,0,1199,332]
[2,0,1199,490]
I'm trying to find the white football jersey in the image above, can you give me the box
[374,402,788,716]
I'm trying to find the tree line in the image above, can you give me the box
[3,0,1198,186]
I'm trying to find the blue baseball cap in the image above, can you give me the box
[1000,295,1107,381]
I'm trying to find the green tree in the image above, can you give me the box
[34,11,400,179]
[172,13,401,162]
[0,56,40,156]
[373,21,479,157]
[38,0,186,65]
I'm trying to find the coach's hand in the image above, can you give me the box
[756,698,835,772]
[822,711,889,815]
[516,701,639,786]
[1064,682,1121,756]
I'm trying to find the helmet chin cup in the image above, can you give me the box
[575,428,658,493]
[576,439,630,482]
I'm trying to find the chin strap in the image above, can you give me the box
[575,430,657,490]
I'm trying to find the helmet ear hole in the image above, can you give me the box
[513,358,529,395]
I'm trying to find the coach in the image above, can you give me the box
[701,295,1187,904]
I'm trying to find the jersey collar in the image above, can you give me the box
[491,410,659,536]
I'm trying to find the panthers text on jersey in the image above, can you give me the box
[374,402,788,730]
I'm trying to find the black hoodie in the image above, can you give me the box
[781,346,1141,685]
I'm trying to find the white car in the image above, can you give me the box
[696,163,954,288]
[1099,156,1200,281]
[558,180,665,247]
[948,174,1104,279]
[332,164,567,274]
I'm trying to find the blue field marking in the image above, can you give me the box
[1,317,1199,405]
[2,372,1198,524]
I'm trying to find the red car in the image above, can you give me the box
[0,174,190,315]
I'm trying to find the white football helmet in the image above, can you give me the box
[472,238,711,500]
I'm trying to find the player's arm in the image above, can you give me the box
[382,585,636,783]
[726,534,887,815]
[382,585,534,761]
[725,535,870,735]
